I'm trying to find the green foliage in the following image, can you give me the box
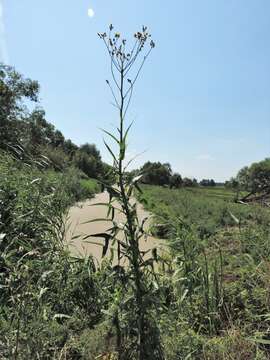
[169,172,183,189]
[0,64,110,180]
[229,158,270,199]
[200,178,216,187]
[136,184,270,359]
[203,330,268,360]
[137,185,256,238]
[0,64,39,149]
[80,178,101,199]
[248,158,270,193]
[0,152,104,358]
[1,28,270,360]
[98,25,164,359]
[140,161,172,186]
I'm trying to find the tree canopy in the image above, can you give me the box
[0,64,107,179]
[140,161,172,186]
[226,158,270,203]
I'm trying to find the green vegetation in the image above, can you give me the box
[137,185,270,359]
[138,161,200,188]
[0,152,103,358]
[226,158,270,204]
[97,26,163,359]
[1,25,270,359]
[0,64,112,182]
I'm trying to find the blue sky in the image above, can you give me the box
[1,0,270,181]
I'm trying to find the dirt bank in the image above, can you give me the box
[65,191,163,265]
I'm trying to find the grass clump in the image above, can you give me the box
[136,185,270,358]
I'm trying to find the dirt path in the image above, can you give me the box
[65,191,163,265]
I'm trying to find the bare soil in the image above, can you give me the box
[65,191,163,265]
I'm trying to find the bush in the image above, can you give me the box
[0,153,104,358]
[80,178,100,199]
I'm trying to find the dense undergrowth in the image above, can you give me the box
[1,150,270,359]
[0,152,105,358]
[137,185,270,359]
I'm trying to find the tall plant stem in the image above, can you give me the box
[118,64,144,359]
[99,26,156,359]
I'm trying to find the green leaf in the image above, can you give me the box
[135,182,143,194]
[101,128,120,144]
[82,218,112,225]
[247,337,270,345]
[53,314,71,320]
[229,211,240,224]
[123,122,133,141]
[104,140,118,163]
[88,202,111,207]
[132,174,143,184]
[83,232,113,257]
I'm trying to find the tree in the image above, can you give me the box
[234,158,270,203]
[248,158,270,193]
[0,64,106,178]
[75,143,103,178]
[73,151,98,178]
[63,139,78,157]
[141,161,172,186]
[183,177,194,187]
[200,179,216,187]
[170,173,183,188]
[236,166,250,190]
[79,143,101,162]
[0,65,39,149]
[225,178,239,190]
[192,178,198,187]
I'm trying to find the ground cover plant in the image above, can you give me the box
[0,151,104,358]
[137,184,270,359]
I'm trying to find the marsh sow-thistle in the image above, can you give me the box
[95,25,164,359]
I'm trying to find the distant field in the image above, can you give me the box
[137,185,257,239]
[180,185,236,199]
[175,185,248,200]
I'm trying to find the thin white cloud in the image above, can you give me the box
[0,0,8,64]
[196,154,215,161]
[87,8,95,18]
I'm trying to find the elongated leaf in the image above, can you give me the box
[82,218,112,225]
[101,128,120,144]
[107,204,112,218]
[84,232,113,257]
[247,337,270,345]
[135,182,143,194]
[88,202,111,207]
[102,237,110,257]
[84,240,104,247]
[0,233,6,242]
[104,140,118,163]
[117,240,121,260]
[83,232,112,240]
[229,211,240,224]
[123,122,133,143]
[180,289,189,303]
[53,314,71,320]
[111,206,115,220]
[132,174,143,184]
[107,186,121,200]
[117,239,128,249]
